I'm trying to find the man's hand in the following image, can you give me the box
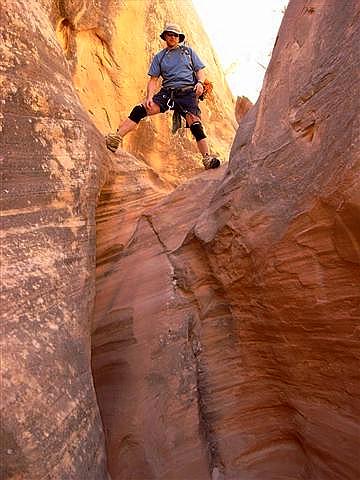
[145,97,154,110]
[194,82,204,97]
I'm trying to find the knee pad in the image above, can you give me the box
[190,121,206,141]
[128,104,147,123]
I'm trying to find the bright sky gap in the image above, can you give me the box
[193,0,289,102]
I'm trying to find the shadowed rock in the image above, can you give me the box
[93,1,360,479]
[1,0,235,479]
[2,0,359,479]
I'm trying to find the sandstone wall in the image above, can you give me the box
[2,0,359,479]
[193,1,360,476]
[93,1,360,479]
[1,0,111,477]
[55,0,236,184]
[1,1,236,479]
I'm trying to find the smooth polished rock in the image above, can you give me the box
[1,1,237,479]
[93,1,360,479]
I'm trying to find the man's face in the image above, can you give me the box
[165,31,180,48]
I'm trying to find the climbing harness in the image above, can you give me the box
[158,45,214,102]
[164,85,194,111]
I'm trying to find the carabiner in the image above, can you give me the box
[167,97,174,110]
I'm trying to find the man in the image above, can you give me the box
[105,23,220,170]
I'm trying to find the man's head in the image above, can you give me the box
[160,23,185,48]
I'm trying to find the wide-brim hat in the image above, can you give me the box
[160,23,185,43]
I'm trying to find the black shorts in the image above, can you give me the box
[153,87,201,118]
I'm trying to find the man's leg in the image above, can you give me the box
[116,117,138,138]
[186,113,220,169]
[106,103,161,152]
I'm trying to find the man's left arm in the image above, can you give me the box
[191,47,206,96]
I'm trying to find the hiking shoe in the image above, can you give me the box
[105,132,123,153]
[202,154,220,170]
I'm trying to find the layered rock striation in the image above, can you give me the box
[93,1,360,479]
[2,0,359,480]
[1,0,235,479]
[1,0,113,478]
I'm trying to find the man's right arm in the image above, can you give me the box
[145,76,159,110]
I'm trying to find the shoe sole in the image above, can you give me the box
[209,158,220,169]
[106,144,118,153]
[204,157,220,169]
[105,134,122,153]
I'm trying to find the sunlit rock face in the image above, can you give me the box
[234,96,253,125]
[55,0,236,184]
[93,1,360,479]
[2,0,359,479]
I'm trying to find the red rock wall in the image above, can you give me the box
[93,1,360,479]
[1,1,236,479]
[93,168,226,479]
[0,0,112,478]
[54,0,236,184]
[3,0,359,479]
[195,2,360,477]
[234,96,253,125]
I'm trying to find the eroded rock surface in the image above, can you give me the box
[93,167,226,479]
[55,0,236,184]
[1,1,235,479]
[234,96,253,125]
[2,0,360,479]
[1,0,112,478]
[93,1,360,479]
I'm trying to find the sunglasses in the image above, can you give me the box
[165,32,179,38]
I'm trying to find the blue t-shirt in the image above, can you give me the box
[148,46,205,89]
